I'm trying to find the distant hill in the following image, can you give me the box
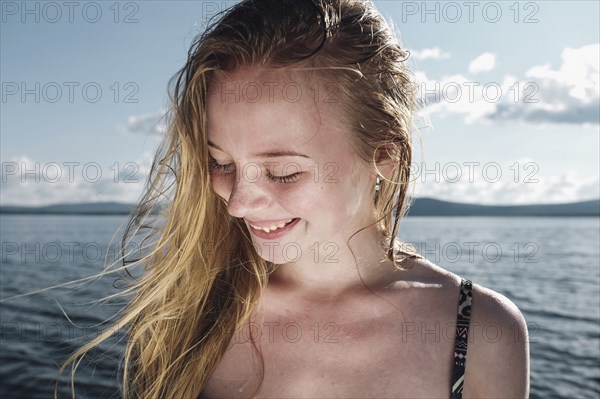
[0,198,598,216]
[407,198,599,217]
[0,202,135,215]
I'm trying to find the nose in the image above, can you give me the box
[225,173,272,219]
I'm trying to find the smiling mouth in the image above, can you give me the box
[248,218,298,233]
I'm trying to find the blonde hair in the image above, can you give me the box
[57,0,421,397]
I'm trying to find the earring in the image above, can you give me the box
[375,175,381,192]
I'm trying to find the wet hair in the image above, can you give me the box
[57,1,421,398]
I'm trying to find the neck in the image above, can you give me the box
[267,227,403,301]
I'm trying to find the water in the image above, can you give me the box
[398,217,600,398]
[1,214,599,398]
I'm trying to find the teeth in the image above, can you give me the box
[250,218,294,233]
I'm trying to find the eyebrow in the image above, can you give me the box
[207,141,310,159]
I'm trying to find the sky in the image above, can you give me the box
[1,0,599,206]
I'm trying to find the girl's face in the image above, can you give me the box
[206,68,377,265]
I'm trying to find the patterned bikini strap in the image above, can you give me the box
[450,278,473,399]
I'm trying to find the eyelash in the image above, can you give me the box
[208,157,235,173]
[267,173,300,184]
[208,157,301,184]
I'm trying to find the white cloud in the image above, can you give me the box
[526,45,598,102]
[409,47,451,61]
[468,53,496,74]
[121,109,168,135]
[1,155,154,206]
[415,44,600,126]
[415,71,512,124]
[410,158,600,205]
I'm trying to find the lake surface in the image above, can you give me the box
[1,214,599,398]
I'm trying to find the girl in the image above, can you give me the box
[59,1,529,398]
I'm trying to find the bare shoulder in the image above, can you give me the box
[397,257,530,397]
[463,283,531,398]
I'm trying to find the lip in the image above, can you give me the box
[247,218,300,240]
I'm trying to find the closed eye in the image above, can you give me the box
[208,156,301,184]
[208,156,235,173]
[266,171,301,184]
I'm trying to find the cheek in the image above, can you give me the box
[315,163,371,222]
[290,176,350,219]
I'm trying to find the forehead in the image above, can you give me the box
[206,67,347,155]
[209,67,311,102]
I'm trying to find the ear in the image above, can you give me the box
[372,143,399,180]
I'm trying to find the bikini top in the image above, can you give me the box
[451,278,473,399]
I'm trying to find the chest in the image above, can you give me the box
[202,311,458,398]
